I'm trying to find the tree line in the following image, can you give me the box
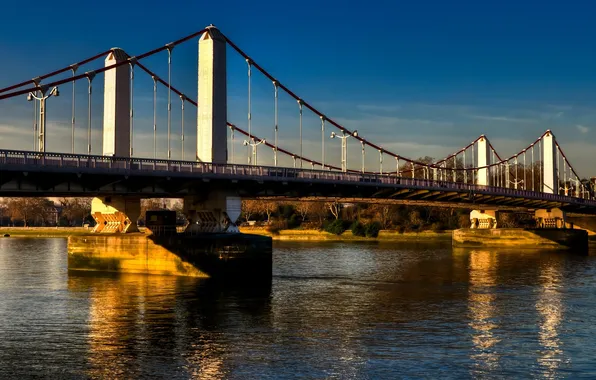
[0,198,184,227]
[241,199,472,234]
[0,198,92,227]
[0,197,535,231]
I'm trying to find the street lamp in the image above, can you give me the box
[27,85,59,153]
[330,130,357,172]
[509,179,524,190]
[243,138,266,166]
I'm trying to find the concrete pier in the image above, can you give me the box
[453,228,588,250]
[68,233,272,278]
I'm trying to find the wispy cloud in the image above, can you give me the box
[356,104,401,113]
[576,124,590,134]
[467,114,535,123]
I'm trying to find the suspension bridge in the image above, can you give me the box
[1,25,595,233]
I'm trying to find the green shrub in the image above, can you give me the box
[287,214,301,229]
[325,219,346,235]
[365,221,382,238]
[351,221,366,237]
[430,222,445,232]
[265,224,281,235]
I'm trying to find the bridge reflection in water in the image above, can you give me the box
[536,257,565,377]
[67,273,272,379]
[37,242,594,378]
[467,250,500,375]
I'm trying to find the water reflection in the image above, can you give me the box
[2,239,596,378]
[467,250,501,375]
[536,257,565,377]
[67,273,272,379]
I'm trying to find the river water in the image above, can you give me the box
[1,238,596,379]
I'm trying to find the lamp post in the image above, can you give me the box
[27,85,59,153]
[330,130,357,172]
[360,140,365,173]
[243,138,266,166]
[509,179,524,190]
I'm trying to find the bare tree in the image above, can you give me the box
[5,198,54,226]
[295,201,315,221]
[241,200,260,222]
[326,200,341,220]
[60,198,92,226]
[369,204,391,228]
[139,198,168,223]
[259,201,278,223]
[0,200,6,226]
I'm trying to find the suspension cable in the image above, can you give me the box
[129,60,136,156]
[33,90,37,151]
[166,44,174,159]
[297,99,303,169]
[180,95,185,160]
[523,150,526,190]
[531,145,535,192]
[273,81,279,167]
[229,125,235,164]
[463,150,467,184]
[0,28,209,101]
[0,50,110,94]
[320,115,325,170]
[152,75,157,159]
[70,65,77,154]
[247,59,252,165]
[85,72,95,155]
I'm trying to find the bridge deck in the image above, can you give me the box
[1,150,595,214]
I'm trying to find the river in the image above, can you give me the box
[1,238,596,378]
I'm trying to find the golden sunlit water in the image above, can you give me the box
[1,238,596,378]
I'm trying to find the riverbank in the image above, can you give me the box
[0,227,92,237]
[238,227,452,241]
[0,226,452,241]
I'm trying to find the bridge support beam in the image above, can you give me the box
[470,209,498,229]
[183,192,241,233]
[542,130,558,194]
[535,208,567,229]
[102,48,130,157]
[91,196,140,233]
[476,135,491,186]
[197,25,227,164]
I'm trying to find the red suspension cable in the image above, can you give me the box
[0,50,111,94]
[0,29,207,101]
[223,32,541,172]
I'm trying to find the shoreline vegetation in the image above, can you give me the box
[239,227,452,241]
[0,226,452,241]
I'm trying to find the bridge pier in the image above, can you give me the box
[183,192,241,233]
[535,208,567,229]
[91,196,140,233]
[470,209,498,229]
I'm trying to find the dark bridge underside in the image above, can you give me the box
[2,161,596,214]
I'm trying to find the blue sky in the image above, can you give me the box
[0,0,595,174]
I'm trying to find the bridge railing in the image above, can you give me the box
[1,149,595,206]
